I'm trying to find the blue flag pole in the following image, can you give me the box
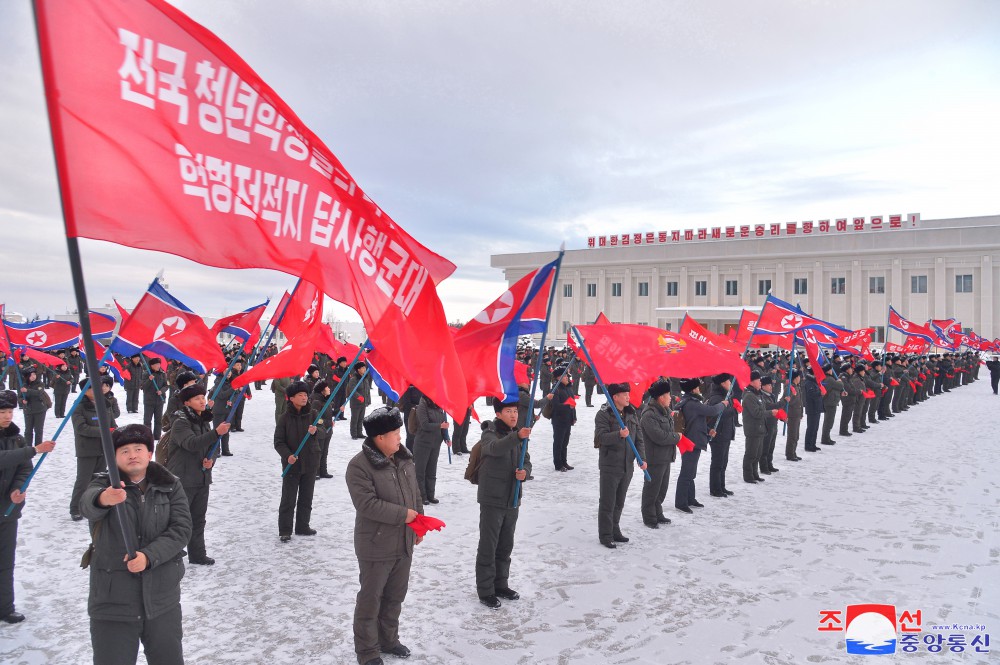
[280,343,367,477]
[512,248,565,509]
[571,326,651,481]
[711,294,773,436]
[209,336,253,404]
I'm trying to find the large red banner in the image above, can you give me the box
[35,0,467,417]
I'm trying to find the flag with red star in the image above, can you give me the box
[4,318,80,351]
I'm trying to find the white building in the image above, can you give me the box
[491,214,1000,343]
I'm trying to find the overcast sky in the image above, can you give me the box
[1,0,997,323]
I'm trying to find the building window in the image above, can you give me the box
[562,284,572,298]
[956,274,973,293]
[666,281,678,297]
[611,282,622,297]
[874,326,885,343]
[725,280,738,296]
[561,321,571,333]
[831,277,846,295]
[911,275,928,294]
[663,323,672,331]
[695,281,707,297]
[794,278,808,295]
[637,321,647,326]
[638,282,649,297]
[869,276,885,294]
[586,283,597,297]
[758,279,771,296]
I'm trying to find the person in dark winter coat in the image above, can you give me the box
[275,381,322,541]
[51,362,74,418]
[706,374,738,497]
[210,365,242,456]
[547,366,577,471]
[476,398,532,609]
[582,363,597,407]
[82,424,191,665]
[594,383,646,547]
[784,370,804,461]
[165,384,227,566]
[985,356,1000,395]
[310,381,335,479]
[345,407,423,665]
[675,378,724,512]
[741,372,769,482]
[19,369,49,448]
[69,379,119,521]
[639,380,679,527]
[124,355,145,414]
[1,390,56,624]
[412,397,448,504]
[758,377,780,475]
[141,358,168,440]
[451,406,473,455]
[802,370,824,452]
[820,370,844,445]
[347,363,371,440]
[331,357,350,420]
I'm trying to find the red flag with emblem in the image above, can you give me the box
[4,318,80,351]
[679,315,744,354]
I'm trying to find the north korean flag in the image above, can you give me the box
[211,301,268,346]
[109,280,225,374]
[453,257,559,403]
[754,295,840,337]
[5,318,80,351]
[89,310,118,339]
[79,337,132,385]
[888,306,936,343]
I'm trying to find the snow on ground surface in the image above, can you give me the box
[3,380,998,664]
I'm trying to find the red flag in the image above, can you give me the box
[574,324,751,388]
[888,306,936,342]
[775,408,788,422]
[594,312,612,325]
[109,280,225,373]
[89,311,118,339]
[211,302,267,344]
[4,318,80,351]
[513,360,531,387]
[315,324,363,362]
[755,296,840,338]
[677,435,695,455]
[679,315,744,354]
[232,282,323,389]
[79,337,132,384]
[20,347,65,368]
[0,305,10,357]
[800,331,828,390]
[35,0,466,425]
[732,397,743,414]
[734,310,791,349]
[405,514,446,538]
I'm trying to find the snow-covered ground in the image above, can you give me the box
[3,380,998,664]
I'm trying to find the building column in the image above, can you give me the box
[812,261,823,316]
[774,262,785,306]
[624,268,633,323]
[651,267,661,327]
[597,269,607,321]
[741,264,752,306]
[573,270,583,327]
[934,257,946,318]
[890,258,902,312]
[982,255,993,338]
[851,260,862,330]
[709,265,720,310]
[679,266,689,308]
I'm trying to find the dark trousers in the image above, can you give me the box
[144,401,164,440]
[584,382,595,406]
[804,411,821,449]
[785,416,802,458]
[452,412,471,454]
[402,407,415,451]
[354,556,411,665]
[853,398,868,431]
[839,396,856,434]
[640,463,671,523]
[126,386,140,413]
[212,411,231,455]
[350,403,366,439]
[0,520,17,617]
[90,604,183,665]
[551,418,571,470]
[709,439,730,493]
[184,484,210,561]
[674,448,702,507]
[413,441,441,502]
[318,435,332,475]
[821,404,838,443]
[743,435,763,480]
[868,395,880,422]
[23,411,45,448]
[232,399,245,430]
[476,505,519,597]
[598,470,631,540]
[279,472,316,535]
[70,456,107,516]
[991,374,999,394]
[760,429,777,472]
[54,389,70,418]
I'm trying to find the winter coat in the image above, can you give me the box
[414,398,447,449]
[786,382,804,419]
[0,423,34,521]
[477,419,532,509]
[20,379,49,415]
[165,406,217,488]
[802,377,824,415]
[741,387,768,438]
[51,368,74,395]
[274,403,321,476]
[550,380,577,423]
[345,440,422,562]
[594,403,643,475]
[822,376,844,408]
[142,370,168,404]
[309,394,334,443]
[639,400,679,466]
[72,395,119,458]
[80,462,191,622]
[761,389,779,435]
[124,360,145,391]
[348,371,371,407]
[677,392,724,449]
[706,384,737,443]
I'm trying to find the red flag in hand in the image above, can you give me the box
[820,385,827,396]
[775,408,788,422]
[677,435,695,454]
[890,379,899,386]
[563,396,577,408]
[406,514,446,538]
[731,398,743,414]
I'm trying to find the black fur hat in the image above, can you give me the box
[148,357,162,367]
[364,406,404,438]
[353,362,366,373]
[679,378,700,392]
[750,370,762,382]
[175,371,199,390]
[712,373,732,385]
[607,382,630,396]
[100,375,115,387]
[307,364,319,375]
[336,356,347,364]
[313,380,330,394]
[112,423,154,451]
[648,380,671,399]
[0,390,17,410]
[493,396,520,413]
[285,381,310,399]
[760,376,773,387]
[179,383,206,403]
